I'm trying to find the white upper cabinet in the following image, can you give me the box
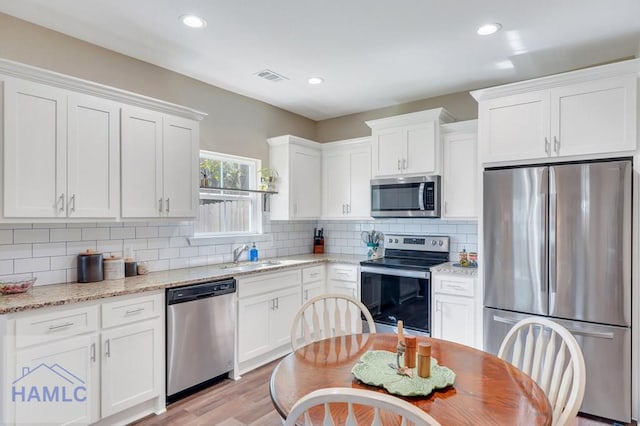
[473,60,638,165]
[0,59,205,222]
[441,120,477,219]
[121,107,199,218]
[322,137,371,219]
[366,108,454,178]
[3,78,119,219]
[268,135,322,220]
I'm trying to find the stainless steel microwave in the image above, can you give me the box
[370,175,441,218]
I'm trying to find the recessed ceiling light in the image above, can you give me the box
[477,23,502,36]
[181,14,207,29]
[308,77,324,85]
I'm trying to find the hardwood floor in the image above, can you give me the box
[132,359,624,426]
[132,360,283,426]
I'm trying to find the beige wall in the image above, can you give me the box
[315,91,478,142]
[0,13,316,164]
[0,12,480,157]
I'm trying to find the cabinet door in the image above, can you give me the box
[4,78,67,217]
[162,116,199,218]
[323,150,350,217]
[372,128,404,177]
[443,132,477,219]
[303,282,324,303]
[405,122,436,174]
[121,107,163,217]
[101,319,162,418]
[67,94,120,218]
[480,91,549,163]
[291,146,321,219]
[12,334,98,425]
[270,286,302,348]
[551,75,637,157]
[237,293,272,362]
[433,294,475,347]
[348,147,371,217]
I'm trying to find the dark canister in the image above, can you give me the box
[124,260,137,277]
[77,250,104,283]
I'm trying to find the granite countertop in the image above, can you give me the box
[431,261,479,277]
[0,253,366,314]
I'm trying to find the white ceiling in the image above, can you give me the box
[1,0,639,120]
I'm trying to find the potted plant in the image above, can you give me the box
[200,158,221,188]
[258,167,279,191]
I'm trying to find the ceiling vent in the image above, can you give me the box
[254,69,289,82]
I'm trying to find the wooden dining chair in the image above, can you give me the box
[497,317,586,426]
[284,387,441,426]
[290,293,376,351]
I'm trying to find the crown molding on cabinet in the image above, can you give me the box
[365,107,455,130]
[320,136,370,150]
[0,57,207,121]
[266,134,320,148]
[441,119,477,134]
[470,58,640,102]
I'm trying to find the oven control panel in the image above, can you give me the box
[385,234,449,252]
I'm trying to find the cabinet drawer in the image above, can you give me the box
[302,265,325,283]
[238,269,302,299]
[15,305,99,348]
[102,293,163,328]
[433,275,475,297]
[327,264,358,282]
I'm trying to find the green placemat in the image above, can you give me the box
[351,350,455,396]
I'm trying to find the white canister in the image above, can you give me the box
[103,256,125,280]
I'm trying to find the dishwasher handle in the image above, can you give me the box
[167,279,236,305]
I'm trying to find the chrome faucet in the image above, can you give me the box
[232,244,250,263]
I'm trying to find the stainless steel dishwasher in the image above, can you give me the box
[166,278,236,402]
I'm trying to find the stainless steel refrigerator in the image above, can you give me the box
[483,159,631,423]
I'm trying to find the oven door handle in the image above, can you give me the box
[361,266,430,279]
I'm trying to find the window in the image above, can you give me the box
[195,150,261,236]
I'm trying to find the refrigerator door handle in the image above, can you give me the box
[564,328,614,340]
[548,167,557,298]
[493,315,614,339]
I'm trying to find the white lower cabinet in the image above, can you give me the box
[13,333,100,425]
[433,294,475,346]
[100,319,162,418]
[431,272,480,348]
[236,269,302,374]
[1,292,164,425]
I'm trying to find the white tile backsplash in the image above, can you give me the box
[0,216,476,286]
[317,218,478,258]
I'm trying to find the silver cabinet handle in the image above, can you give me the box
[304,289,309,300]
[158,198,163,212]
[270,299,275,310]
[436,301,441,312]
[402,158,407,170]
[342,204,346,214]
[275,297,279,310]
[310,271,319,277]
[125,307,144,316]
[444,201,448,215]
[166,198,170,212]
[48,321,74,331]
[544,137,550,154]
[553,136,559,153]
[69,194,76,214]
[105,339,111,357]
[397,159,401,170]
[91,342,96,362]
[58,194,65,213]
[347,204,351,214]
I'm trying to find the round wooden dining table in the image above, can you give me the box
[269,333,552,425]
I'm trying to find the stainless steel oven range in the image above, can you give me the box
[360,234,449,335]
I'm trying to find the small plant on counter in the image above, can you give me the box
[258,167,279,191]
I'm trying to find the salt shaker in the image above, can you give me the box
[417,343,432,378]
[404,336,417,368]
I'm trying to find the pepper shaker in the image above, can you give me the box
[417,343,432,378]
[404,336,417,368]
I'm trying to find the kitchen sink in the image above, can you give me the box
[219,260,282,272]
